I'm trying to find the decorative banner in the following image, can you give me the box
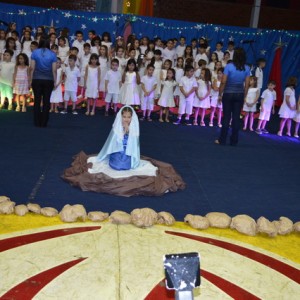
[269,39,287,106]
[0,2,299,95]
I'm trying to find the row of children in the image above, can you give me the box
[1,22,236,65]
[1,23,299,137]
[1,44,299,137]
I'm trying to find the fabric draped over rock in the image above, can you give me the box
[62,151,186,197]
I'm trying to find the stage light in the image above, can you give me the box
[163,252,200,300]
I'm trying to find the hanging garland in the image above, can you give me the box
[0,6,299,39]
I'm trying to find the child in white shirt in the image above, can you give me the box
[215,41,224,61]
[61,55,80,114]
[256,80,277,134]
[176,36,186,58]
[194,45,209,68]
[104,59,122,115]
[255,58,266,94]
[72,31,85,58]
[162,39,177,67]
[140,64,157,121]
[173,65,197,125]
[0,50,15,110]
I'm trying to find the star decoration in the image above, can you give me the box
[18,9,26,15]
[214,26,220,32]
[195,24,202,30]
[260,49,267,55]
[70,34,76,41]
[221,38,224,42]
[111,15,118,23]
[204,35,213,42]
[139,33,142,36]
[32,28,37,34]
[92,16,98,23]
[64,12,71,18]
[56,20,59,24]
[274,37,288,48]
[179,31,182,34]
[229,36,234,41]
[81,24,87,30]
[112,31,116,35]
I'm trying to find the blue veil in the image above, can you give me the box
[96,106,140,169]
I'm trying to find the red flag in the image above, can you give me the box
[123,22,132,45]
[269,47,283,106]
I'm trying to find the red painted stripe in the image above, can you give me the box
[165,231,300,284]
[202,269,260,300]
[0,257,87,300]
[145,269,260,300]
[0,226,101,253]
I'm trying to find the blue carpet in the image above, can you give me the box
[0,108,299,221]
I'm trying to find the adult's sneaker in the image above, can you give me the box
[261,129,269,134]
[255,129,262,135]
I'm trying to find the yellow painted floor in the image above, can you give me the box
[0,214,299,299]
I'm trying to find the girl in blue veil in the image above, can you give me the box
[96,106,140,170]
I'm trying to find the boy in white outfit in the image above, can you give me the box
[0,50,15,110]
[104,59,122,116]
[140,64,157,121]
[174,65,197,125]
[256,80,276,134]
[61,54,80,114]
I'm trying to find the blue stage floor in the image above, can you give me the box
[1,107,299,221]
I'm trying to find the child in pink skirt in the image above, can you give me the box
[13,53,29,112]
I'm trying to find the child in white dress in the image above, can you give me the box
[114,47,126,73]
[50,58,63,113]
[119,59,140,106]
[58,37,69,65]
[243,76,260,131]
[278,77,297,136]
[21,31,32,63]
[173,57,184,107]
[256,80,276,134]
[78,43,91,99]
[140,64,157,121]
[160,59,172,84]
[84,53,101,116]
[101,32,113,53]
[209,67,224,127]
[158,68,177,122]
[194,68,211,126]
[99,45,109,97]
[293,95,300,138]
[151,49,163,98]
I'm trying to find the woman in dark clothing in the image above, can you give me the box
[30,38,57,127]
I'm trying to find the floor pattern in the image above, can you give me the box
[0,215,299,299]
